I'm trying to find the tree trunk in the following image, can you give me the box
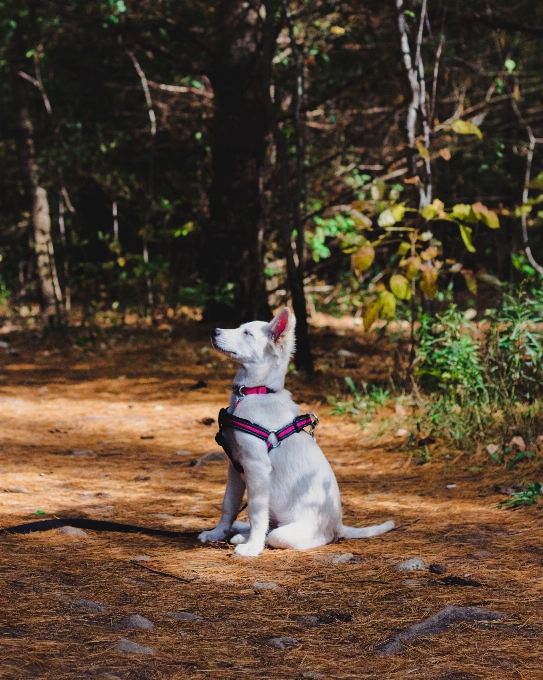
[14,75,59,322]
[200,1,276,323]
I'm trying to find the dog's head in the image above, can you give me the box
[211,308,296,367]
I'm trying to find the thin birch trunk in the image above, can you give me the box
[15,76,59,321]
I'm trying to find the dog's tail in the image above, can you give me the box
[340,520,394,539]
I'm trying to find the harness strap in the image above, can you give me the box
[215,408,318,474]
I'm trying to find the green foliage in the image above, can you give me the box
[329,376,389,424]
[499,482,542,509]
[416,290,543,448]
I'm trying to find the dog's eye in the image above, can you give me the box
[244,330,253,337]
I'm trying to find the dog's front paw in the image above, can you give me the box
[234,541,264,557]
[198,528,228,543]
[229,533,248,545]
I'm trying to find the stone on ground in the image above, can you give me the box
[130,555,150,561]
[266,637,299,650]
[118,614,154,630]
[114,638,154,654]
[394,557,428,571]
[57,526,88,537]
[330,553,354,564]
[6,486,29,493]
[73,599,108,613]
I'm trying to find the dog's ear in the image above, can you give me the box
[269,307,293,344]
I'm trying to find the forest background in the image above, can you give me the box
[0,0,542,381]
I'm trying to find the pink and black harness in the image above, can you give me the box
[216,384,319,474]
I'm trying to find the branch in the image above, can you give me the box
[148,80,213,98]
[18,69,52,115]
[126,50,157,137]
[510,95,543,277]
[451,12,543,38]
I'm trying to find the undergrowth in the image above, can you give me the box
[330,287,543,505]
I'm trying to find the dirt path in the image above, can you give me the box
[0,324,541,679]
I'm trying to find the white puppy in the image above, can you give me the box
[198,307,394,556]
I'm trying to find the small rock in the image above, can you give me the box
[395,404,407,417]
[330,553,354,565]
[394,558,428,572]
[508,436,526,452]
[337,349,356,357]
[73,599,108,613]
[302,673,326,679]
[446,484,456,489]
[175,449,192,456]
[395,428,409,437]
[5,487,29,493]
[155,405,164,411]
[266,637,299,650]
[70,449,95,456]
[200,417,215,426]
[118,614,154,630]
[114,638,154,654]
[536,435,543,450]
[101,674,121,680]
[57,526,88,537]
[486,444,500,455]
[154,513,173,519]
[429,563,447,574]
[498,485,526,495]
[130,555,150,562]
[253,581,278,590]
[167,611,204,621]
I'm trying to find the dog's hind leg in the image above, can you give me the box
[267,522,329,550]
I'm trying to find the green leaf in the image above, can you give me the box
[504,58,516,73]
[451,204,477,223]
[350,209,372,229]
[380,291,396,320]
[391,204,406,222]
[463,271,477,294]
[352,246,375,275]
[528,173,543,190]
[416,142,430,160]
[390,274,411,300]
[397,242,411,256]
[452,119,483,139]
[363,300,381,331]
[472,202,499,229]
[377,209,396,227]
[459,224,476,253]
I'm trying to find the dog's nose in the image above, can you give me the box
[211,328,220,338]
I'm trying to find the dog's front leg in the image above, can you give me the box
[198,464,246,543]
[234,456,271,557]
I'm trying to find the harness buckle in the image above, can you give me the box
[308,413,319,439]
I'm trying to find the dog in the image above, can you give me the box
[197,307,394,556]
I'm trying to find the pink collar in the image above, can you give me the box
[233,384,275,408]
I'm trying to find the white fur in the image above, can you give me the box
[198,308,394,556]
